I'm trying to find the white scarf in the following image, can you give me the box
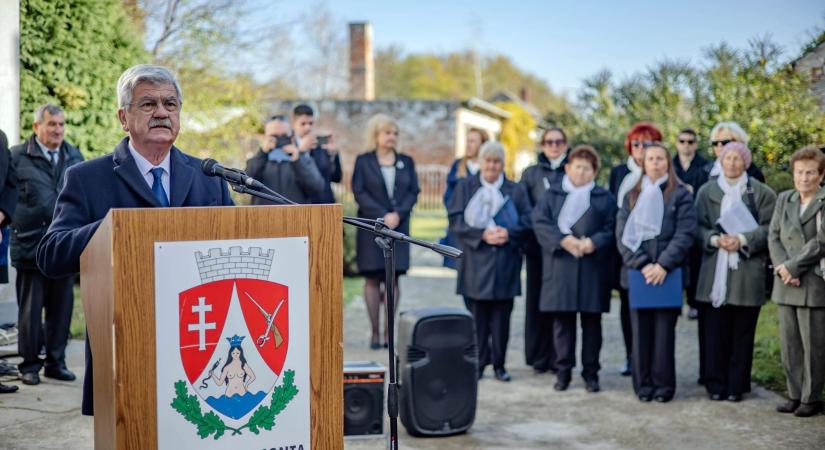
[709,159,722,177]
[464,173,505,229]
[617,157,642,207]
[466,160,480,176]
[709,174,748,307]
[558,175,595,234]
[621,174,668,252]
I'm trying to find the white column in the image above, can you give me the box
[0,0,20,145]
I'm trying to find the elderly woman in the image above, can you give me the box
[694,142,776,402]
[448,141,531,382]
[768,146,825,418]
[351,113,420,349]
[706,122,765,183]
[616,142,697,402]
[533,145,616,393]
[609,122,663,376]
[520,127,570,374]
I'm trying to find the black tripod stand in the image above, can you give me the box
[224,175,461,450]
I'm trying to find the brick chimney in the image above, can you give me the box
[349,22,374,100]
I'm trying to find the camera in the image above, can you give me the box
[274,134,292,148]
[316,134,330,146]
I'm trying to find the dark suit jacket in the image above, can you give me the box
[36,137,234,416]
[351,150,420,273]
[448,175,531,300]
[533,185,617,313]
[0,130,18,283]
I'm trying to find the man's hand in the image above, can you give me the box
[561,235,583,258]
[283,144,300,162]
[642,263,667,285]
[299,134,316,152]
[261,135,276,153]
[383,212,401,230]
[322,134,338,155]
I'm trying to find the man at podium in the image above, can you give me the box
[35,64,234,415]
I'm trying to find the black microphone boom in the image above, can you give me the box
[201,158,267,191]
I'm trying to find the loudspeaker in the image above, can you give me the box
[398,307,477,437]
[343,361,386,437]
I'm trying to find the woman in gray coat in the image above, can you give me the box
[768,146,825,418]
[694,142,776,402]
[448,141,531,382]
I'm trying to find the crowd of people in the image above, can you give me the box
[0,63,823,422]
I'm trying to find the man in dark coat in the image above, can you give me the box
[519,127,568,374]
[11,104,84,386]
[245,115,324,205]
[0,129,19,394]
[290,104,342,204]
[36,64,234,415]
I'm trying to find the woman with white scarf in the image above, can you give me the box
[616,142,697,403]
[448,141,532,382]
[694,142,776,402]
[533,146,617,393]
[608,122,663,377]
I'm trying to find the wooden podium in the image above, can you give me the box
[80,205,343,449]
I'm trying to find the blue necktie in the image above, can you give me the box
[150,167,170,207]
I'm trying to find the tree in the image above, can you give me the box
[19,0,147,156]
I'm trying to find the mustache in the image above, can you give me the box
[148,118,173,129]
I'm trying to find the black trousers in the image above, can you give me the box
[469,298,513,370]
[619,287,632,360]
[524,252,554,369]
[553,312,602,382]
[686,245,706,383]
[16,269,75,374]
[631,308,679,399]
[702,304,761,396]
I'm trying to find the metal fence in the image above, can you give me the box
[332,164,449,213]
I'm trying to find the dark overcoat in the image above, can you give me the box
[608,163,633,288]
[533,185,617,313]
[351,151,420,274]
[615,184,697,289]
[694,178,776,307]
[520,152,566,257]
[36,137,234,416]
[245,149,325,205]
[0,130,18,283]
[448,175,531,300]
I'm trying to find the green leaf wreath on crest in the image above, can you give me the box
[171,369,298,440]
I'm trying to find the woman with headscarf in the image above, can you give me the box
[448,141,531,382]
[694,142,776,402]
[533,145,616,393]
[616,142,697,402]
[705,122,765,183]
[768,146,825,418]
[608,122,663,376]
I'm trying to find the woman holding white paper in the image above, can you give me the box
[694,142,776,402]
[616,142,697,402]
[448,141,532,382]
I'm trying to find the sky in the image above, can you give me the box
[262,0,825,97]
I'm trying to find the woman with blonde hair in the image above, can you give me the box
[705,122,765,183]
[351,114,420,349]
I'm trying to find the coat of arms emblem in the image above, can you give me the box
[170,246,298,439]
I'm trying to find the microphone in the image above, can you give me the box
[201,158,266,190]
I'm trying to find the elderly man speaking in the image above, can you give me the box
[36,64,234,416]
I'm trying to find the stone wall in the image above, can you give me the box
[195,246,275,283]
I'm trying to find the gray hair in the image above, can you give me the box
[33,104,64,124]
[478,140,505,163]
[710,121,749,145]
[117,64,183,109]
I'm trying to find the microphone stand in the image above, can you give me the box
[227,179,460,450]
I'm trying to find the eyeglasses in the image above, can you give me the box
[711,139,735,147]
[631,140,653,148]
[678,139,696,145]
[130,97,180,113]
[542,139,566,146]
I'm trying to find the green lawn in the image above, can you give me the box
[70,278,365,340]
[752,302,788,392]
[410,211,448,242]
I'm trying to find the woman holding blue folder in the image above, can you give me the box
[448,141,532,382]
[616,142,697,402]
[694,142,776,402]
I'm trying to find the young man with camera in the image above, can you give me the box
[291,104,342,204]
[244,114,324,205]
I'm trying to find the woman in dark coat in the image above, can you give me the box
[533,146,616,393]
[519,127,569,374]
[616,142,697,402]
[768,146,825,418]
[608,122,663,376]
[694,142,776,402]
[351,114,420,349]
[448,141,531,382]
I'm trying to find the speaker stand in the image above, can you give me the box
[374,230,399,450]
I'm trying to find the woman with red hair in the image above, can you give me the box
[608,122,663,376]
